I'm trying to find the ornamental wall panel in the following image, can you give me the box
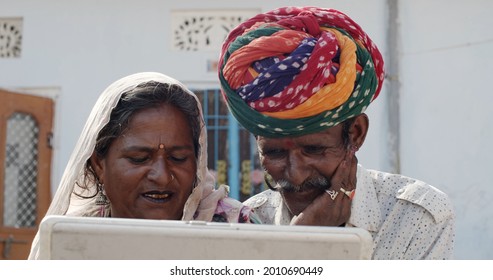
[0,18,23,58]
[171,10,259,51]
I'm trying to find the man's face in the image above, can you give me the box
[256,124,347,215]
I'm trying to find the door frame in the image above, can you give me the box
[0,88,56,259]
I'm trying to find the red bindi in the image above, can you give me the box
[285,139,295,148]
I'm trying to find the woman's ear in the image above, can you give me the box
[349,113,369,150]
[90,152,105,183]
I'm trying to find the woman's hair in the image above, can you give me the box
[81,81,201,193]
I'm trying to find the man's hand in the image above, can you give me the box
[291,148,357,226]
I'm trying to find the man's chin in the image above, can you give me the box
[281,188,325,216]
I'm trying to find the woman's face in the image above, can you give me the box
[92,103,197,220]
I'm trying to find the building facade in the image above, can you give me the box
[1,0,492,259]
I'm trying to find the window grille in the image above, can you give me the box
[3,113,38,228]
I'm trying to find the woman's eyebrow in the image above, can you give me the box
[165,145,195,153]
[122,145,194,153]
[121,146,154,153]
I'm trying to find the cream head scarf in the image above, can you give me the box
[28,72,230,259]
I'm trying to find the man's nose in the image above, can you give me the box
[284,152,312,186]
[147,158,173,185]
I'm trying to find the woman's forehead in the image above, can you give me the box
[119,104,193,145]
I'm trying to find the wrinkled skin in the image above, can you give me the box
[257,114,368,226]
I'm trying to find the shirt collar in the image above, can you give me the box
[346,165,382,232]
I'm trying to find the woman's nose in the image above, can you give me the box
[147,158,173,185]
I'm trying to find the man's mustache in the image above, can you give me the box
[276,176,330,193]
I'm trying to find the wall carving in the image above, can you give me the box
[171,10,259,51]
[0,18,23,58]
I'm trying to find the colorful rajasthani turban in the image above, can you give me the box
[218,6,385,137]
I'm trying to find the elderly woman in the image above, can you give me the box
[28,72,259,259]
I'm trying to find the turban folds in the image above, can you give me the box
[218,6,385,137]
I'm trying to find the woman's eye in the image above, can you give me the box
[127,156,149,164]
[169,155,187,163]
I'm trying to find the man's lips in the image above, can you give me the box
[282,187,325,216]
[282,187,325,204]
[295,187,325,198]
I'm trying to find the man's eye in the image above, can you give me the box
[303,146,326,155]
[261,149,287,158]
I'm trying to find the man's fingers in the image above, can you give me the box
[348,153,358,188]
[330,150,351,188]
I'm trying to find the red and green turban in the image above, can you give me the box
[218,6,385,137]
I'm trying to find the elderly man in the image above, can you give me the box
[218,6,455,259]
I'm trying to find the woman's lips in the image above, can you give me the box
[142,191,173,203]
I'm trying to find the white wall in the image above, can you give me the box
[399,0,493,259]
[0,0,490,259]
[0,0,388,188]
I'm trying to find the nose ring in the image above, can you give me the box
[170,173,175,182]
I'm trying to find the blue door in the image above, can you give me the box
[193,89,265,201]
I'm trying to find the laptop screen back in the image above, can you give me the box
[38,215,373,260]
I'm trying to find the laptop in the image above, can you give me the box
[37,215,373,260]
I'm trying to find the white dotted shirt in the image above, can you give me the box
[244,165,455,260]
